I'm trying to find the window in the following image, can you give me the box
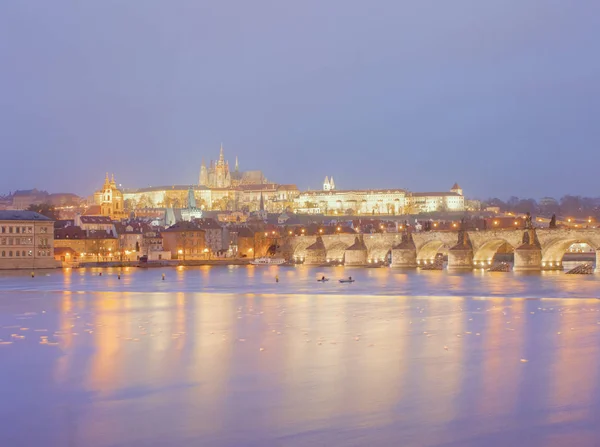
[9,227,13,234]
[15,227,20,234]
[16,251,20,257]
[9,251,13,257]
[21,251,25,257]
[40,227,47,233]
[15,238,20,245]
[27,227,33,233]
[1,251,4,257]
[1,227,4,233]
[8,238,13,245]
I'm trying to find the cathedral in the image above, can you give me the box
[198,144,267,188]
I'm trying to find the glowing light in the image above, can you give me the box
[319,229,323,234]
[301,229,305,233]
[514,221,518,225]
[494,221,498,225]
[178,249,183,254]
[453,223,457,228]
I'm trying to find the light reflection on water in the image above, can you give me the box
[1,267,600,446]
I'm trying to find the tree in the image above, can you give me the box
[27,203,59,220]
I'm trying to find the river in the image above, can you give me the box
[1,266,600,446]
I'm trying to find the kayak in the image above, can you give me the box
[339,279,355,283]
[317,278,330,282]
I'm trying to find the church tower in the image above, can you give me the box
[199,159,208,186]
[323,176,331,191]
[329,176,335,190]
[450,183,463,196]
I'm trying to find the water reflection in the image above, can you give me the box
[1,268,600,446]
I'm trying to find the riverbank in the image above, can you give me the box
[73,259,253,268]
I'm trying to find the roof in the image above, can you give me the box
[55,219,75,229]
[193,218,222,230]
[237,183,278,191]
[0,210,52,221]
[163,221,206,232]
[410,192,461,198]
[80,216,113,224]
[83,205,102,215]
[123,185,209,194]
[54,227,88,239]
[300,188,406,196]
[451,183,461,190]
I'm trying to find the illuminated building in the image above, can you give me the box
[0,210,59,269]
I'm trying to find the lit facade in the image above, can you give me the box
[0,211,59,269]
[93,174,127,220]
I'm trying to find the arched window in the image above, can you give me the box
[1,251,4,257]
[22,251,26,257]
[9,251,13,257]
[16,251,19,257]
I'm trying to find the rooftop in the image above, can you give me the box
[0,210,52,221]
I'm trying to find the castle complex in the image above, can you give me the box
[199,144,267,188]
[93,145,466,220]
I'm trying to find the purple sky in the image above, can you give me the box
[1,0,599,199]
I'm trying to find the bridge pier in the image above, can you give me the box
[514,246,542,271]
[345,237,368,266]
[304,237,327,265]
[447,248,473,270]
[391,248,417,268]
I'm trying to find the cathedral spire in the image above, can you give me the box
[259,192,264,211]
[235,156,239,172]
[219,143,224,162]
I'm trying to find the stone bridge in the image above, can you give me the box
[278,228,600,271]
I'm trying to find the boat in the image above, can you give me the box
[250,257,286,266]
[339,279,355,283]
[317,278,330,282]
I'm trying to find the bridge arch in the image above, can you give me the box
[541,238,598,268]
[416,240,449,265]
[292,239,316,261]
[326,241,350,262]
[473,239,515,268]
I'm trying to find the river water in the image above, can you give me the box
[1,266,600,447]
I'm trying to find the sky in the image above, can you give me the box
[1,0,599,200]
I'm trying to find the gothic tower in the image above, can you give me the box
[199,159,208,186]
